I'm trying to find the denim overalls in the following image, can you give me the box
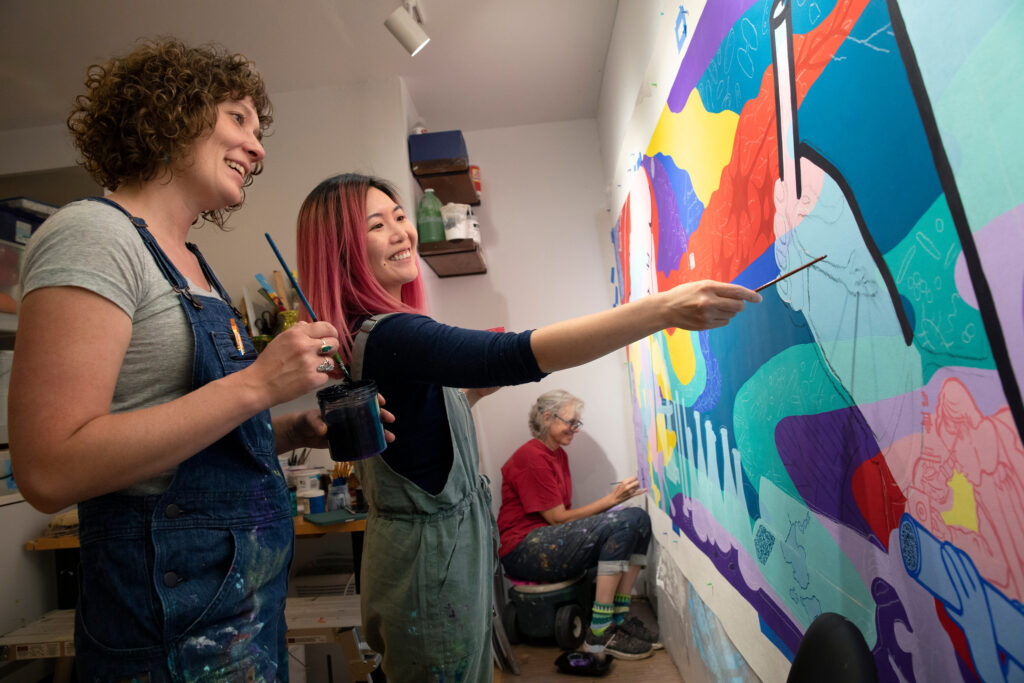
[73,198,293,682]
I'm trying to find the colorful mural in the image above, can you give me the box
[612,0,1024,680]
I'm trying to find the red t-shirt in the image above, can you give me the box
[497,438,572,558]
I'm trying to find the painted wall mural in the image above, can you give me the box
[612,0,1024,680]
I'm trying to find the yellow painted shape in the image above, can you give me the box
[648,448,662,507]
[663,427,678,467]
[656,413,678,459]
[653,341,672,402]
[941,470,979,532]
[665,329,697,385]
[645,92,740,205]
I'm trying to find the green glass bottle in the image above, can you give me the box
[416,188,445,243]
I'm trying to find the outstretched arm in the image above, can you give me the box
[530,280,760,373]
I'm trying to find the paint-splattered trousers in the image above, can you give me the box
[500,506,651,582]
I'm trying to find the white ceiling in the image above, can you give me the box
[0,0,619,134]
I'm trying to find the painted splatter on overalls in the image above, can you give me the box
[353,315,496,682]
[73,198,293,682]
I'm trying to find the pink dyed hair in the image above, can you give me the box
[296,173,428,362]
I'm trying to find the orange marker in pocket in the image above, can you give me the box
[230,318,245,354]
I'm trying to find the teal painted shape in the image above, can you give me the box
[887,194,995,383]
[733,343,853,501]
[901,0,1024,230]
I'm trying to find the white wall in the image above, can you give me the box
[421,119,632,509]
[0,125,78,177]
[596,0,662,186]
[0,497,57,633]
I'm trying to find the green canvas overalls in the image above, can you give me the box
[353,315,495,682]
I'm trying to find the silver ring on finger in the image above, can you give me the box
[316,359,334,373]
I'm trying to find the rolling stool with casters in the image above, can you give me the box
[501,569,595,650]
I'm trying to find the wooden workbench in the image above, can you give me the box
[0,595,379,681]
[24,514,367,551]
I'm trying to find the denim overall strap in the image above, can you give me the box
[73,199,293,682]
[352,318,496,682]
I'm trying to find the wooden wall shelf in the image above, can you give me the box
[418,238,486,278]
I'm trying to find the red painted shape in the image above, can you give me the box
[935,597,980,679]
[657,0,872,291]
[851,454,907,550]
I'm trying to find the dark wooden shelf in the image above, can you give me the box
[418,238,486,278]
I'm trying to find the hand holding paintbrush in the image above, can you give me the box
[755,255,826,292]
[264,233,353,382]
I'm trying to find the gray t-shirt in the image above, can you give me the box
[21,199,222,493]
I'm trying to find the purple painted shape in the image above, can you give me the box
[693,330,721,412]
[871,577,915,682]
[670,493,805,653]
[774,407,884,549]
[643,155,687,276]
[956,203,1024,391]
[667,0,760,113]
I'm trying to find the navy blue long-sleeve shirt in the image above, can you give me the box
[359,313,547,494]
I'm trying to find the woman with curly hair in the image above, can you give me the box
[295,173,760,681]
[8,38,359,680]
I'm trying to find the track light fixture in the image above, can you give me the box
[385,0,430,57]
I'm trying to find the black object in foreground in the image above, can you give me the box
[554,651,612,677]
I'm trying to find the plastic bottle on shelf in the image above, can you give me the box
[416,188,445,244]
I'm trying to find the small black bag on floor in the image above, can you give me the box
[554,651,612,677]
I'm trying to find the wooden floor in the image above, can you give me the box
[495,642,682,682]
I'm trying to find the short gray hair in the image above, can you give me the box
[528,390,584,439]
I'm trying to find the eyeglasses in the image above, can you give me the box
[552,414,583,432]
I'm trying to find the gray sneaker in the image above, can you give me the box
[583,625,654,660]
[617,616,663,650]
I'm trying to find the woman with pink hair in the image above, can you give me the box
[296,173,760,682]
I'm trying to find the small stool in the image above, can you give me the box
[502,571,595,650]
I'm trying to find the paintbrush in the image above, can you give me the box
[264,233,353,382]
[272,270,291,311]
[754,254,827,293]
[255,274,288,311]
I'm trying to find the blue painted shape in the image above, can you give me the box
[696,0,840,115]
[797,0,943,254]
[761,615,796,662]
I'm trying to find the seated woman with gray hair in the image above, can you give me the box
[497,389,660,660]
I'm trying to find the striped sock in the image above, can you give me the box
[590,602,615,636]
[613,592,632,625]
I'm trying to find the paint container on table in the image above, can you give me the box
[289,467,324,493]
[347,471,367,512]
[328,479,350,511]
[317,381,387,461]
[275,309,299,335]
[299,489,326,514]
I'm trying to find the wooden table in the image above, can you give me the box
[26,514,369,610]
[16,514,377,681]
[0,595,379,682]
[25,515,367,551]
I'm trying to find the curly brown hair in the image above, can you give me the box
[67,37,273,226]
